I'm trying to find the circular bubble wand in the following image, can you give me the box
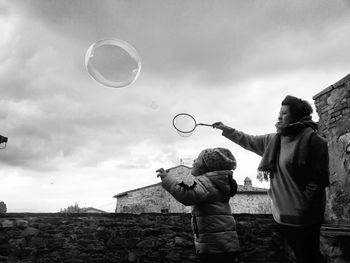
[172,113,213,135]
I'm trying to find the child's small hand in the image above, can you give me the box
[156,168,169,179]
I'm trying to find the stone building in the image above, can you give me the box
[114,165,271,214]
[313,73,350,225]
[312,73,350,263]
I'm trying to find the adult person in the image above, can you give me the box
[156,148,240,263]
[213,95,329,263]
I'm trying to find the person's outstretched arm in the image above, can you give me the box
[156,168,211,206]
[213,122,274,156]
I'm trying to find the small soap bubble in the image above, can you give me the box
[177,130,193,137]
[85,38,141,88]
[150,101,158,110]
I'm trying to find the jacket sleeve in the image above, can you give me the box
[161,175,212,206]
[222,127,274,157]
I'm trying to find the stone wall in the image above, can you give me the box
[1,213,348,263]
[0,213,290,263]
[230,193,271,214]
[313,73,350,224]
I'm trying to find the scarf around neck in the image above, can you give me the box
[257,116,318,182]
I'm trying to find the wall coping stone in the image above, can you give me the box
[313,73,350,99]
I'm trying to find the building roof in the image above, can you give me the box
[80,207,108,213]
[114,182,162,198]
[113,165,268,198]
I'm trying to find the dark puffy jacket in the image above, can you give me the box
[161,170,240,254]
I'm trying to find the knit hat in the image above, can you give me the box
[194,148,237,174]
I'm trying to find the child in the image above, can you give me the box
[156,147,240,263]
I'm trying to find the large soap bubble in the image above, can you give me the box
[85,38,141,88]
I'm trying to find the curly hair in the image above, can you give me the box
[281,95,313,122]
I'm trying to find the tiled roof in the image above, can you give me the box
[80,207,108,213]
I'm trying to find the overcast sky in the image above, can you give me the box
[1,0,349,212]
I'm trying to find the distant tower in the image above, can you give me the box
[244,177,252,187]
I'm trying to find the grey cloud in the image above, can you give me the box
[115,163,150,170]
[0,90,176,171]
[2,0,350,173]
[8,0,350,88]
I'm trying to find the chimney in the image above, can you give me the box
[244,177,252,187]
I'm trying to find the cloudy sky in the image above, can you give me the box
[1,0,349,212]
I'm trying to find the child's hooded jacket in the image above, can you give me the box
[161,148,240,255]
